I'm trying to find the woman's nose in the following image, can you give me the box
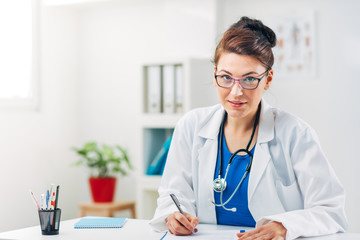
[230,81,243,96]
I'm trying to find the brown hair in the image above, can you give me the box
[213,16,277,69]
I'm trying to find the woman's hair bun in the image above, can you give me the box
[232,16,277,48]
[213,16,276,68]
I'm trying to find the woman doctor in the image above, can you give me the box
[149,17,348,240]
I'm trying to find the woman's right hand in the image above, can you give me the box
[165,211,199,236]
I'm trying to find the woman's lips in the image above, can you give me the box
[228,100,246,108]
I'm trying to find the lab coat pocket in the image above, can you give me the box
[275,180,303,211]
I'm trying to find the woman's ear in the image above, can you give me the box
[264,69,273,90]
[213,66,217,87]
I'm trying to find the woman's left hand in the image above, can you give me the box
[236,221,287,240]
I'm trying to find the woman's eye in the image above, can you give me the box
[244,77,256,82]
[221,75,232,81]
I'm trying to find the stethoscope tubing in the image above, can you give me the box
[212,103,261,210]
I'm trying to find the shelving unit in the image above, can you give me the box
[137,58,218,219]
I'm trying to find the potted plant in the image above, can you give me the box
[72,142,133,203]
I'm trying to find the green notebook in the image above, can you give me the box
[74,217,127,229]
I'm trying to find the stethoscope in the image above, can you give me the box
[211,102,261,212]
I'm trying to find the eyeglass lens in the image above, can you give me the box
[216,76,259,89]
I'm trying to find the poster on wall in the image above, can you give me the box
[271,11,317,78]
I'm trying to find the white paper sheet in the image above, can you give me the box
[162,230,238,240]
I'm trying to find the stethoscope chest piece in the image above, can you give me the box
[213,177,227,192]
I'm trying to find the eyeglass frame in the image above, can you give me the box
[214,69,270,90]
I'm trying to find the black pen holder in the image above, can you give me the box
[38,208,61,235]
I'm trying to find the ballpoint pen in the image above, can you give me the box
[170,194,197,233]
[170,193,188,220]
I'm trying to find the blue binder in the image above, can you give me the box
[146,136,172,175]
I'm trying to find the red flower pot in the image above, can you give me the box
[89,177,117,203]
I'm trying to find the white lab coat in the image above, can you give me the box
[149,100,348,239]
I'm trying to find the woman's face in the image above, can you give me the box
[214,52,273,121]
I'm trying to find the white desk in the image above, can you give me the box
[0,218,358,240]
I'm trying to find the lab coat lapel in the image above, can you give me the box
[197,138,218,222]
[248,100,274,201]
[248,143,271,201]
[197,106,224,223]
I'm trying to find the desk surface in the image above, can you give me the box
[0,218,358,240]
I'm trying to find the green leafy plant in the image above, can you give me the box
[72,142,133,178]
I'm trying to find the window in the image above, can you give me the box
[0,0,39,109]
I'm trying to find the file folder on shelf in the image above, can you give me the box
[147,66,161,113]
[163,65,176,114]
[174,65,183,113]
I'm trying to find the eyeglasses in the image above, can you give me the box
[215,69,269,90]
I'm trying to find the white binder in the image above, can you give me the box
[147,66,161,113]
[175,65,183,113]
[163,65,175,114]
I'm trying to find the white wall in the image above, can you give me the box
[0,0,217,232]
[76,0,217,208]
[0,5,82,231]
[76,0,167,205]
[217,0,360,232]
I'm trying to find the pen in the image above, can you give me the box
[48,184,55,209]
[170,193,188,220]
[54,185,60,209]
[46,190,50,209]
[51,192,56,210]
[160,231,168,240]
[40,193,45,210]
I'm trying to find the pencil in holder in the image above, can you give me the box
[38,208,61,235]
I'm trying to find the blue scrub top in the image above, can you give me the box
[213,133,256,227]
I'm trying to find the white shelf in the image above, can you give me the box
[138,175,162,191]
[137,57,218,219]
[141,113,182,128]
